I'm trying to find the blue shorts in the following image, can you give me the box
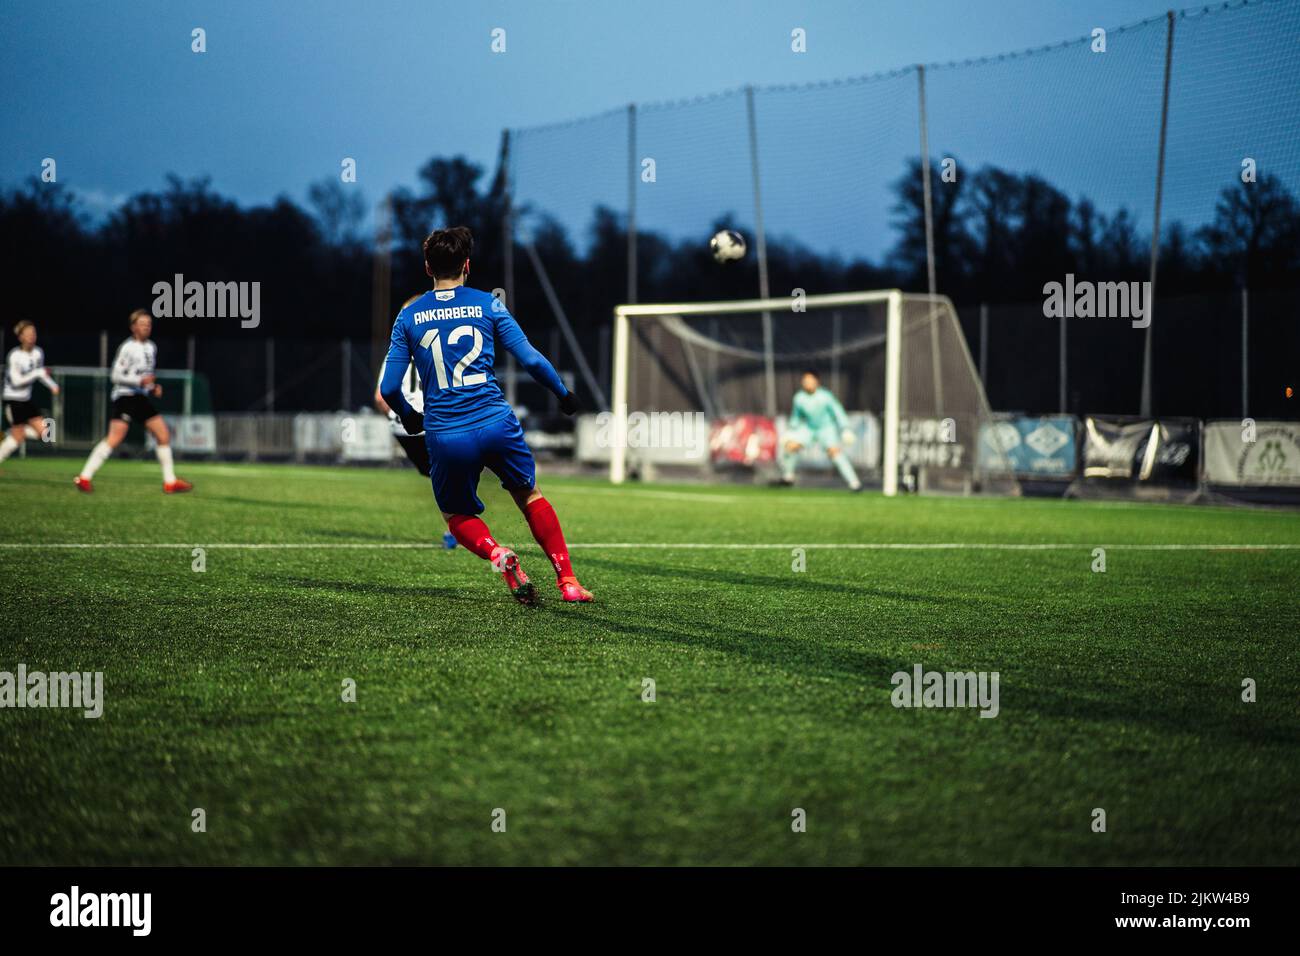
[425,412,537,515]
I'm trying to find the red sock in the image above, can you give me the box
[523,497,574,581]
[446,515,499,561]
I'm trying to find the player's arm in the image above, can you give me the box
[33,353,58,394]
[378,320,421,433]
[789,394,807,427]
[494,312,577,413]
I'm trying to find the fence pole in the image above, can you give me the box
[831,311,842,395]
[98,331,108,430]
[1059,313,1068,413]
[917,65,937,300]
[548,328,561,415]
[370,193,392,410]
[917,65,944,412]
[627,104,638,306]
[1241,286,1249,417]
[979,303,989,387]
[341,338,351,410]
[1141,10,1175,418]
[265,338,275,413]
[501,129,518,405]
[744,85,775,418]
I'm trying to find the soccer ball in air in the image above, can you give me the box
[710,229,747,263]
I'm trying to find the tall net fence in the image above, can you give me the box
[508,0,1300,422]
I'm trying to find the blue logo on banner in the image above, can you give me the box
[979,417,1077,476]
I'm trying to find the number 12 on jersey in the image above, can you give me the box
[420,325,486,390]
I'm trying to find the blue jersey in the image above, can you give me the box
[381,286,566,433]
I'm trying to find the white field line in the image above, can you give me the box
[570,488,740,503]
[0,542,1297,551]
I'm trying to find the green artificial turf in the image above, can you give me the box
[1,456,1297,865]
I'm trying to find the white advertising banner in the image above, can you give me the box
[1204,420,1300,486]
[166,415,217,454]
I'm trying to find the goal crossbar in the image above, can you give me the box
[614,289,900,319]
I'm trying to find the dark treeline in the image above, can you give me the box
[2,154,1297,416]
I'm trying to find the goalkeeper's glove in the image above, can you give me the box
[400,410,424,435]
[558,390,580,416]
[841,428,856,446]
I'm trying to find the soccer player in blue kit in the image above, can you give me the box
[380,226,593,606]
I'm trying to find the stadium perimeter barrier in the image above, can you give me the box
[572,408,1300,501]
[507,0,1300,436]
[21,375,1300,502]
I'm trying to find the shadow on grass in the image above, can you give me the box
[999,680,1300,748]
[559,600,896,683]
[274,575,471,604]
[200,494,319,510]
[577,553,970,605]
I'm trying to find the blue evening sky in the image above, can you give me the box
[2,1,1181,214]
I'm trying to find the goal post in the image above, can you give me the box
[882,289,901,497]
[609,290,1014,496]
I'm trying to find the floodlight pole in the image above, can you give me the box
[745,85,776,419]
[917,66,944,412]
[978,303,989,387]
[1141,10,1175,418]
[1059,313,1068,414]
[1241,286,1249,417]
[627,104,638,306]
[370,193,392,387]
[501,129,518,405]
[917,65,937,301]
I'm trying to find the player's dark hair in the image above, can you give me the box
[801,369,820,380]
[423,226,474,280]
[128,308,151,327]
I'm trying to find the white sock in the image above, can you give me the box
[779,446,798,481]
[832,452,861,490]
[156,445,176,484]
[0,434,19,464]
[80,440,113,479]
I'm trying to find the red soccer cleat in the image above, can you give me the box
[490,546,538,607]
[163,478,193,494]
[558,576,594,603]
[73,476,93,494]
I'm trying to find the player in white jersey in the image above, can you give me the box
[372,294,430,477]
[0,321,60,467]
[74,309,192,494]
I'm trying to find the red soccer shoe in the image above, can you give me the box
[490,546,538,607]
[558,576,594,603]
[163,478,193,494]
[73,476,93,493]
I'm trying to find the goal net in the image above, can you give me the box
[609,290,1018,496]
[50,367,213,452]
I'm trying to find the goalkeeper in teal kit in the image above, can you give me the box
[777,371,862,491]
